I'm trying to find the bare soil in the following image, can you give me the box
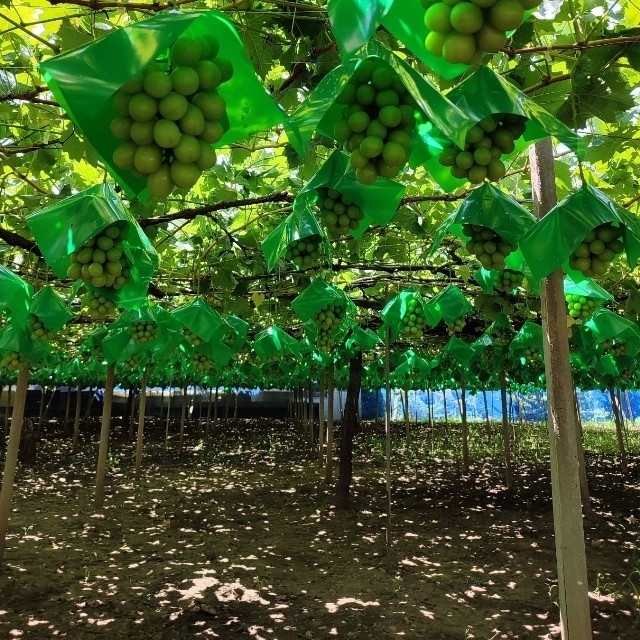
[1,419,639,639]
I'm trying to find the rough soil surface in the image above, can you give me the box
[0,419,639,639]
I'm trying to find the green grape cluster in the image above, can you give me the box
[447,316,466,334]
[184,328,203,346]
[333,58,418,184]
[491,326,513,346]
[30,315,53,341]
[400,296,427,340]
[0,351,26,372]
[82,290,117,320]
[565,294,598,321]
[423,0,541,65]
[132,321,157,343]
[111,34,231,199]
[285,235,323,268]
[316,187,364,238]
[439,114,527,184]
[462,223,514,270]
[313,303,345,350]
[67,223,130,290]
[602,339,627,357]
[121,354,140,374]
[522,346,541,363]
[191,352,213,376]
[495,269,524,293]
[568,223,624,277]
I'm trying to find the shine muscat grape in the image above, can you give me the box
[568,222,624,278]
[565,293,598,321]
[316,187,364,238]
[111,33,232,199]
[495,268,524,292]
[438,113,527,184]
[313,303,345,350]
[0,350,27,371]
[601,338,627,357]
[333,58,419,185]
[66,222,130,290]
[191,352,213,376]
[400,296,427,340]
[447,316,466,334]
[284,235,323,268]
[423,0,542,65]
[30,315,53,341]
[132,320,157,343]
[82,290,117,320]
[462,223,515,271]
[491,325,513,346]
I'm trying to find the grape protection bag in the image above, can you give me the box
[424,67,584,191]
[171,297,228,344]
[27,184,158,310]
[224,314,249,353]
[584,308,640,356]
[30,286,74,333]
[430,182,536,270]
[40,10,287,200]
[519,183,640,283]
[509,321,543,361]
[294,150,405,239]
[427,285,472,325]
[380,290,439,342]
[291,278,356,323]
[261,206,328,271]
[441,335,476,367]
[0,265,33,328]
[252,326,300,361]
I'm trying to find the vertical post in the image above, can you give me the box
[461,379,469,474]
[0,366,30,563]
[609,387,627,470]
[134,370,149,479]
[165,382,172,451]
[72,386,82,450]
[205,387,213,441]
[213,385,219,436]
[95,364,115,508]
[403,387,410,441]
[385,328,392,555]
[573,388,591,514]
[324,362,335,483]
[179,385,187,450]
[530,139,592,640]
[63,386,72,432]
[308,379,314,444]
[499,370,514,490]
[318,374,325,466]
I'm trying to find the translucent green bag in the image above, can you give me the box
[27,184,158,310]
[40,10,286,200]
[475,264,527,294]
[392,349,433,388]
[427,285,472,326]
[441,335,476,368]
[484,313,515,348]
[289,40,469,161]
[430,182,536,270]
[0,265,33,328]
[295,150,405,240]
[224,314,249,352]
[380,289,439,343]
[253,326,300,361]
[261,206,328,272]
[424,67,584,191]
[291,278,356,323]
[0,325,47,367]
[171,297,228,343]
[343,323,383,356]
[509,321,543,364]
[30,286,74,332]
[584,309,640,357]
[519,183,640,284]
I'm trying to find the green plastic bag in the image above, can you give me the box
[289,40,469,161]
[224,314,249,352]
[0,265,33,328]
[40,10,287,200]
[0,325,47,367]
[519,183,640,284]
[253,326,299,361]
[291,278,356,322]
[430,182,536,269]
[380,289,439,343]
[424,67,585,191]
[392,349,433,388]
[343,323,383,356]
[294,150,405,239]
[484,313,515,348]
[261,206,328,272]
[427,285,472,325]
[171,297,228,343]
[584,309,640,357]
[441,336,476,368]
[475,265,527,294]
[30,286,74,332]
[27,184,158,310]
[509,321,543,363]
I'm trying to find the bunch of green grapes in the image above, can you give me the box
[313,303,345,349]
[565,294,598,321]
[491,326,513,346]
[400,296,427,340]
[522,346,541,363]
[67,223,130,290]
[316,187,364,238]
[423,0,541,65]
[111,33,231,199]
[191,352,213,376]
[333,57,418,184]
[184,328,203,346]
[495,269,524,292]
[30,315,53,341]
[0,351,26,372]
[439,114,527,184]
[132,320,157,343]
[284,235,323,268]
[82,290,117,320]
[462,223,515,270]
[602,339,627,357]
[568,223,624,277]
[447,316,466,334]
[120,354,141,374]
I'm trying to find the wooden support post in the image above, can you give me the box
[0,366,29,563]
[461,379,469,474]
[308,379,314,444]
[165,383,172,451]
[324,363,335,483]
[403,387,410,442]
[609,387,627,470]
[95,365,115,508]
[72,386,82,451]
[134,370,149,479]
[384,328,393,557]
[205,387,213,441]
[318,374,325,466]
[499,370,514,490]
[213,385,219,436]
[573,388,591,514]
[179,385,187,450]
[530,138,592,640]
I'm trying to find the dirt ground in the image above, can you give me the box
[1,419,639,639]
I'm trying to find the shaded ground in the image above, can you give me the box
[1,419,639,639]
